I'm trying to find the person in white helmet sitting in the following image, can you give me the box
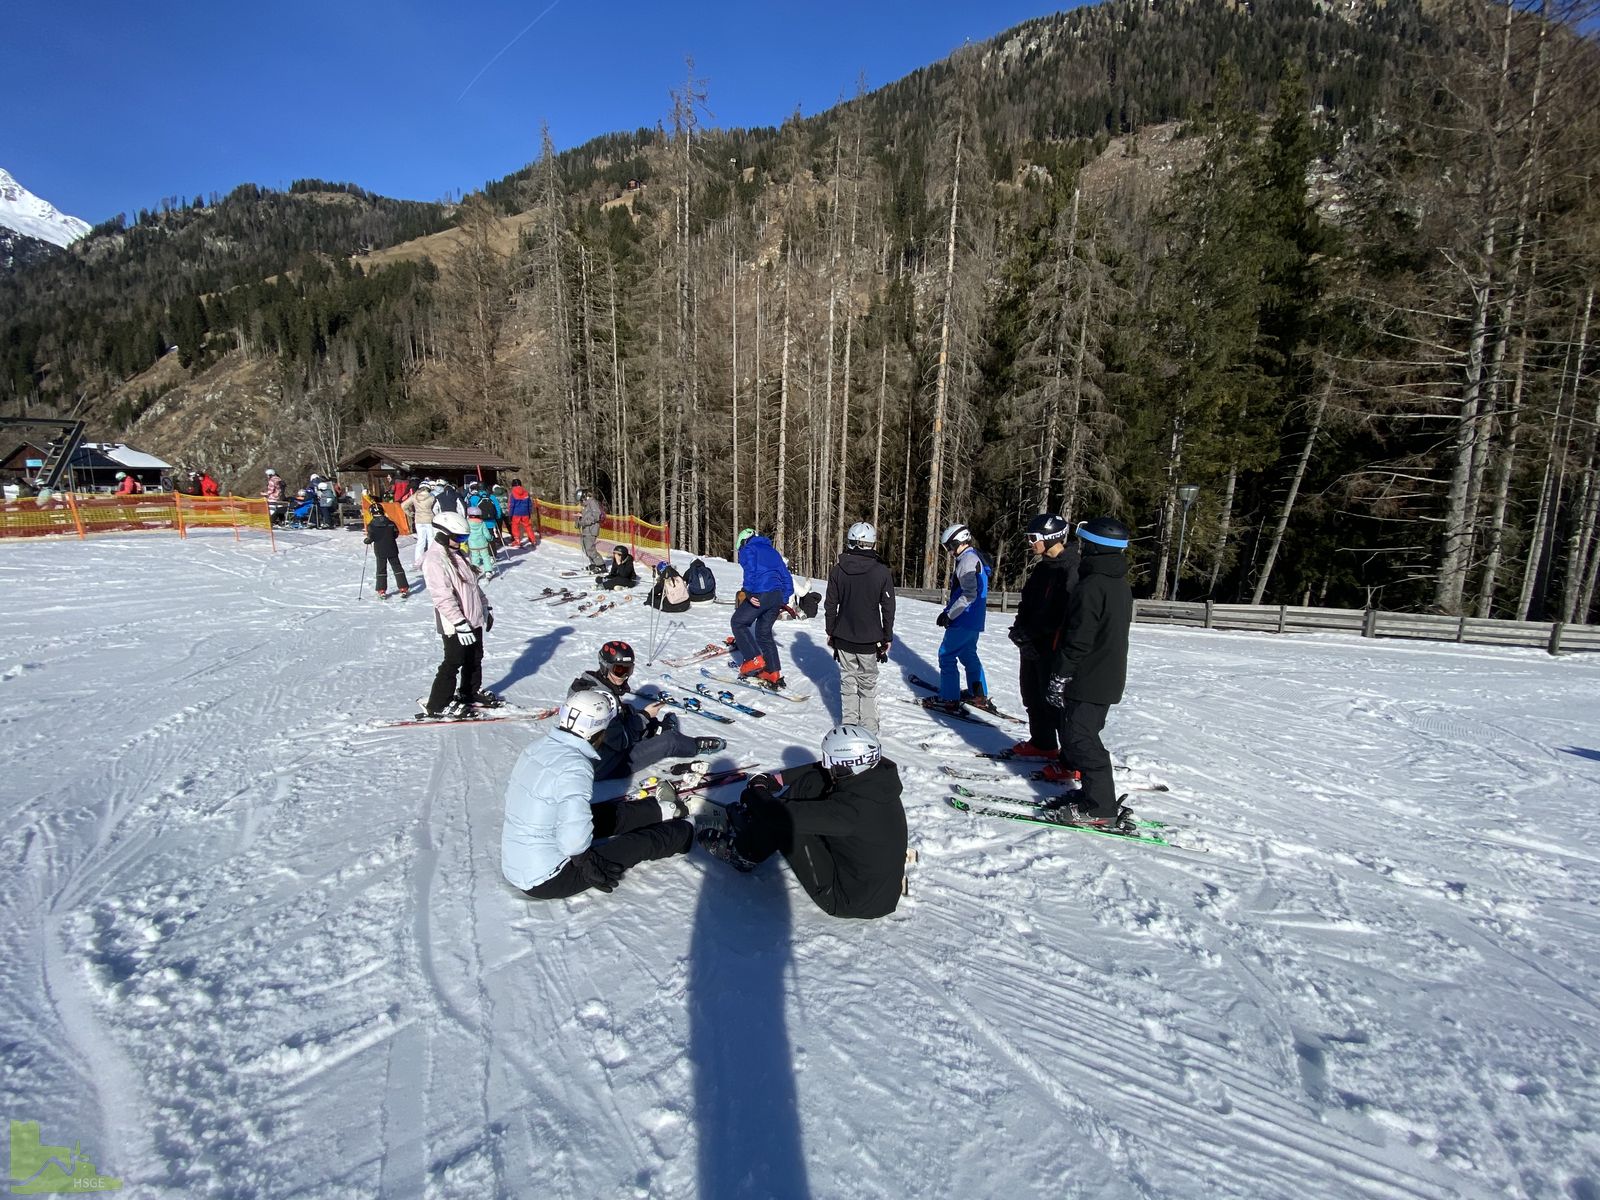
[699,725,907,919]
[502,686,695,899]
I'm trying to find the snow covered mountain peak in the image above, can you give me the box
[0,167,90,248]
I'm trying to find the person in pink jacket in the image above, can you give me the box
[418,510,498,720]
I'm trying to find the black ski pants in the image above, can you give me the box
[374,549,409,594]
[1060,700,1116,818]
[520,800,693,899]
[1018,657,1059,752]
[426,630,484,713]
[730,791,843,917]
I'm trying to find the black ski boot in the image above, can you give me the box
[698,827,757,872]
[694,736,727,753]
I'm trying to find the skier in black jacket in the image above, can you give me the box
[824,522,896,733]
[569,641,725,778]
[1007,513,1080,766]
[1045,517,1134,821]
[363,500,410,599]
[699,725,908,920]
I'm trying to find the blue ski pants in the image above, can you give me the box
[731,588,785,672]
[938,625,987,701]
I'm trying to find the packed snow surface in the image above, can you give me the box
[0,167,90,247]
[2,531,1598,1198]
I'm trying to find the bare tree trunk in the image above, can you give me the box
[1250,375,1331,605]
[753,272,763,533]
[775,248,793,551]
[922,116,964,589]
[872,340,888,533]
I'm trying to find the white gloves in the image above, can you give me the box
[454,623,477,646]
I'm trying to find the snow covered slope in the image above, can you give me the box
[2,532,1597,1198]
[0,167,90,247]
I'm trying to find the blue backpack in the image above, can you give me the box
[684,558,716,601]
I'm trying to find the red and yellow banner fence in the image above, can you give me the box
[533,501,670,569]
[0,493,275,550]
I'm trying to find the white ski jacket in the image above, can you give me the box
[502,728,601,890]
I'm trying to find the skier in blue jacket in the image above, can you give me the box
[924,523,991,714]
[731,527,795,690]
[501,687,694,899]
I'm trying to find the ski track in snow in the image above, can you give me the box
[2,530,1598,1198]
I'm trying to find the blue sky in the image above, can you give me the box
[10,0,1086,225]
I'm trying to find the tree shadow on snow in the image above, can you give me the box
[688,748,814,1200]
[484,625,575,698]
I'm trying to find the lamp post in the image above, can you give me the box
[1173,483,1200,600]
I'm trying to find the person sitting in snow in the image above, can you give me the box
[501,686,694,900]
[596,544,639,590]
[699,724,907,920]
[569,641,725,780]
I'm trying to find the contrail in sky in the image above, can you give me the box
[456,0,564,104]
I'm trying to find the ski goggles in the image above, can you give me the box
[608,661,636,679]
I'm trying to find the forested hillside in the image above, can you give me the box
[2,0,1597,623]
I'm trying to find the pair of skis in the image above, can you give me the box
[698,666,810,704]
[581,594,635,618]
[658,673,766,717]
[659,643,726,669]
[904,675,1024,725]
[369,701,560,731]
[946,788,1171,846]
[651,693,736,725]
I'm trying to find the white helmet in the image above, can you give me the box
[115,471,127,480]
[940,523,972,551]
[821,724,882,778]
[559,688,619,739]
[265,468,276,476]
[433,510,469,537]
[310,474,320,482]
[846,521,878,549]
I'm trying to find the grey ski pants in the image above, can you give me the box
[836,650,880,733]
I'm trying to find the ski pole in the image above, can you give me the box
[647,591,661,664]
[358,547,368,600]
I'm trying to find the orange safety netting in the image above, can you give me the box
[533,501,670,569]
[0,493,275,550]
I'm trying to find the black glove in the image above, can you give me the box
[1008,626,1039,661]
[936,612,950,628]
[1046,674,1071,709]
[362,536,372,545]
[876,641,889,664]
[746,772,781,797]
[576,850,625,893]
[485,610,495,633]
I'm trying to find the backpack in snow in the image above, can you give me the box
[684,558,716,600]
[661,568,690,607]
[798,590,822,619]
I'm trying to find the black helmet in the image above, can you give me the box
[1076,516,1131,551]
[600,640,635,675]
[1025,514,1069,543]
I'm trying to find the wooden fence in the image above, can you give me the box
[896,590,1599,655]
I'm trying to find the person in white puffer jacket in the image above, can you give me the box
[401,483,436,569]
[502,688,695,899]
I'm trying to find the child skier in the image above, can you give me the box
[363,500,410,599]
[923,523,991,715]
[466,505,496,577]
[417,510,497,719]
[731,527,795,689]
